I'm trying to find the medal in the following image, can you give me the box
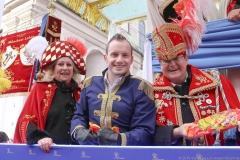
[206,99,212,104]
[159,115,166,123]
[201,111,206,116]
[207,109,212,114]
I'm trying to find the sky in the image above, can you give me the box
[5,0,11,4]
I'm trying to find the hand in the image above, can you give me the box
[228,9,240,22]
[172,123,196,140]
[38,137,53,153]
[97,127,120,145]
[75,128,97,144]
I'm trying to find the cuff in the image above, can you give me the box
[153,126,174,146]
[26,130,50,145]
[119,133,127,146]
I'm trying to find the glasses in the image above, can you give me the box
[160,55,186,65]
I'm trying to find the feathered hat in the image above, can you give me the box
[25,36,87,80]
[40,39,86,75]
[152,0,211,60]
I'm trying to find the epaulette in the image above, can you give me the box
[200,69,219,80]
[154,72,162,81]
[131,76,154,101]
[81,76,93,90]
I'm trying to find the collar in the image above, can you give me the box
[54,78,78,91]
[153,64,219,95]
[104,71,123,85]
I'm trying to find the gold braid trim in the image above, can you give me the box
[189,99,199,121]
[153,86,177,94]
[105,72,128,127]
[0,92,29,98]
[189,70,219,96]
[119,133,127,146]
[131,76,154,101]
[152,24,186,60]
[175,98,183,126]
[82,76,93,90]
[94,110,119,119]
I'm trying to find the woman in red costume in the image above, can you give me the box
[13,38,86,153]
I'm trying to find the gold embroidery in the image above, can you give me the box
[114,96,121,101]
[194,74,210,85]
[175,98,183,126]
[152,24,186,60]
[0,92,29,98]
[99,87,109,127]
[20,121,27,143]
[154,73,161,81]
[157,76,164,85]
[189,100,199,121]
[153,86,176,94]
[155,99,164,110]
[189,70,219,96]
[120,133,127,146]
[24,115,36,119]
[131,76,154,101]
[52,21,58,32]
[97,72,130,127]
[45,90,50,95]
[42,87,52,116]
[82,76,93,90]
[94,110,119,119]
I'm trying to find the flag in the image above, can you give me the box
[0,27,40,94]
[33,14,62,81]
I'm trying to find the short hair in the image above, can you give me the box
[0,131,9,143]
[106,33,133,55]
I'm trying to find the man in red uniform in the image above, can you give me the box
[151,21,240,146]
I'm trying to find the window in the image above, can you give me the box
[138,21,145,53]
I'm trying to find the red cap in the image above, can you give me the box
[41,41,86,75]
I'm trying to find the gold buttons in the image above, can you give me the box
[45,90,49,95]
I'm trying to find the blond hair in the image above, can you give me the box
[37,58,82,84]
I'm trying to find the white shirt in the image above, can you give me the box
[104,71,123,93]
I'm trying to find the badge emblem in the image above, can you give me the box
[206,99,212,104]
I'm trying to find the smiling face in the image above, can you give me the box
[160,55,188,85]
[53,57,74,83]
[104,39,133,83]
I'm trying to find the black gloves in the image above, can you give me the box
[26,122,50,145]
[75,128,97,144]
[26,129,51,145]
[97,127,121,145]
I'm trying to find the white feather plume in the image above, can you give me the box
[25,36,48,60]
